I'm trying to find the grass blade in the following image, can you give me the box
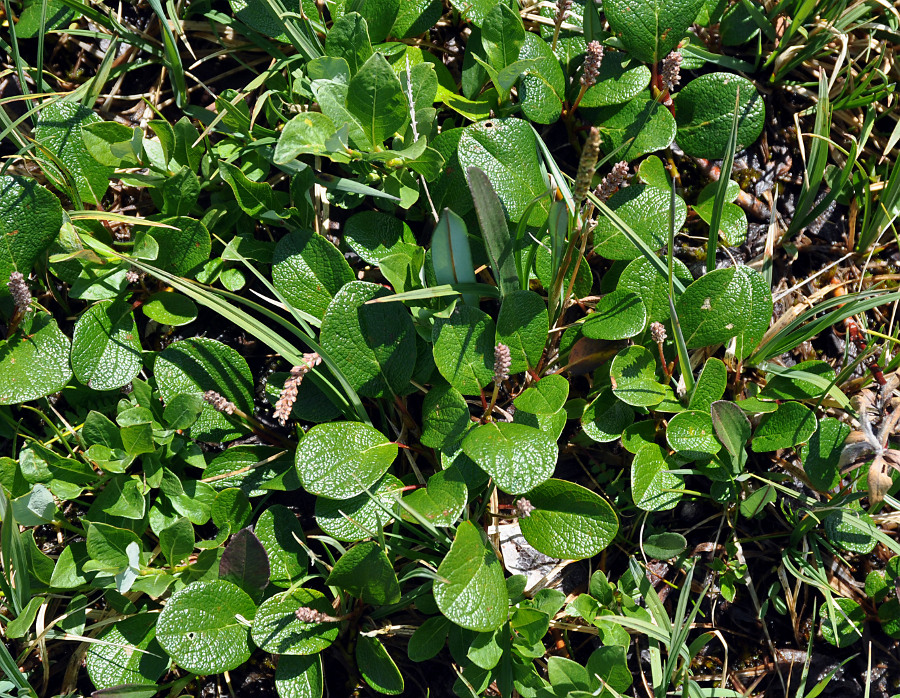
[467,166,518,297]
[706,87,741,273]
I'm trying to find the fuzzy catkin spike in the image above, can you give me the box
[294,607,331,624]
[594,161,630,203]
[273,352,322,425]
[660,51,682,92]
[493,343,512,383]
[515,497,536,518]
[8,272,31,313]
[203,390,236,415]
[573,127,601,205]
[650,322,667,344]
[581,40,604,88]
[556,0,571,21]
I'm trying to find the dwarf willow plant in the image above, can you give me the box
[0,0,898,696]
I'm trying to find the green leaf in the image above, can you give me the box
[392,0,443,38]
[590,94,677,161]
[637,154,671,189]
[82,121,141,168]
[142,291,198,326]
[432,305,496,395]
[610,345,665,407]
[740,484,775,518]
[34,101,112,204]
[0,176,63,302]
[824,506,877,554]
[357,635,404,695]
[801,417,850,491]
[275,654,324,698]
[462,421,557,494]
[401,466,468,527]
[449,0,498,25]
[604,0,706,64]
[159,517,194,566]
[820,598,864,649]
[421,383,471,451]
[344,211,419,265]
[143,217,212,277]
[251,588,339,655]
[315,472,403,542]
[675,265,750,349]
[327,541,401,605]
[153,337,254,442]
[202,445,293,497]
[227,0,307,43]
[275,112,340,162]
[85,614,169,691]
[272,230,354,320]
[408,616,451,662]
[694,184,748,246]
[457,118,549,226]
[642,532,688,560]
[430,209,478,306]
[346,52,409,149]
[481,2,525,72]
[514,375,568,415]
[320,281,417,398]
[518,33,565,124]
[467,166,519,297]
[495,290,548,374]
[70,300,141,391]
[579,52,650,107]
[156,580,256,674]
[0,314,72,405]
[351,0,399,42]
[294,421,397,499]
[688,358,727,413]
[582,290,647,340]
[710,400,751,460]
[666,410,721,458]
[219,161,285,221]
[761,360,836,401]
[593,184,687,260]
[733,266,772,360]
[674,74,765,158]
[518,479,618,560]
[618,256,691,323]
[751,401,817,452]
[256,505,306,588]
[434,520,508,631]
[325,13,373,74]
[631,443,682,511]
[582,389,634,443]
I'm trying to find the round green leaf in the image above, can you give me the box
[618,256,691,323]
[518,33,564,124]
[610,345,665,407]
[824,506,877,554]
[408,616,451,663]
[631,443,682,511]
[605,0,706,64]
[228,0,306,42]
[421,383,471,451]
[514,374,569,415]
[346,52,409,149]
[344,211,419,265]
[272,230,355,320]
[434,520,509,631]
[674,266,751,349]
[674,73,765,158]
[582,389,634,443]
[295,421,397,499]
[457,118,549,226]
[733,265,772,360]
[0,314,72,405]
[461,422,557,495]
[642,532,688,560]
[320,281,417,398]
[327,541,401,605]
[593,185,687,261]
[357,635,404,695]
[156,580,256,674]
[761,360,836,401]
[142,291,198,326]
[34,100,112,204]
[496,289,548,374]
[432,304,496,395]
[621,420,656,453]
[153,337,254,442]
[582,290,647,340]
[518,479,618,560]
[71,300,141,390]
[751,401,817,452]
[401,466,467,527]
[589,94,676,161]
[688,358,728,413]
[801,417,851,491]
[85,613,169,691]
[820,598,864,648]
[251,588,339,655]
[579,51,650,107]
[275,111,339,162]
[203,445,294,497]
[666,410,721,458]
[315,472,403,542]
[0,176,63,300]
[275,654,324,698]
[144,217,212,276]
[256,505,307,588]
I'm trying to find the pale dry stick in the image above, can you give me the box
[406,55,439,224]
[772,252,854,303]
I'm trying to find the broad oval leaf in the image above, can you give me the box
[85,613,169,690]
[666,410,721,458]
[344,211,419,265]
[610,345,665,407]
[513,374,569,415]
[156,580,256,674]
[605,0,706,64]
[631,443,683,511]
[275,111,339,162]
[256,505,307,588]
[751,401,817,452]
[461,421,557,495]
[432,305,496,395]
[275,654,324,698]
[518,33,565,124]
[295,421,397,499]
[582,389,634,443]
[272,229,354,320]
[589,94,676,161]
[593,184,687,261]
[143,216,211,276]
[346,52,409,149]
[71,300,141,390]
[142,291,198,326]
[582,289,647,340]
[496,289,548,374]
[434,520,508,631]
[315,472,403,542]
[674,73,765,158]
[518,479,618,560]
[401,466,467,527]
[357,635,404,695]
[251,588,339,655]
[326,541,401,606]
[618,256,691,323]
[320,281,417,398]
[0,314,72,405]
[674,266,750,349]
[579,51,650,107]
[421,383,471,451]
